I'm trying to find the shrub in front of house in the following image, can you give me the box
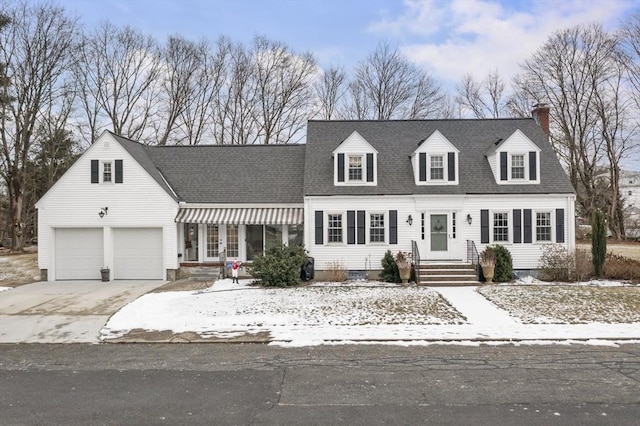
[379,250,400,283]
[489,244,513,282]
[539,243,573,281]
[604,253,640,282]
[325,260,347,282]
[248,243,308,287]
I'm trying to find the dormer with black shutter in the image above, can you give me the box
[487,129,541,185]
[333,131,378,186]
[412,130,459,185]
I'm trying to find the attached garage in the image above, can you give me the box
[55,228,104,280]
[113,228,163,280]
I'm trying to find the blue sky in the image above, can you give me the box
[57,0,637,86]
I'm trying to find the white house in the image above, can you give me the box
[37,106,576,282]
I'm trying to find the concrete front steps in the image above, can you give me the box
[417,261,481,286]
[188,267,220,281]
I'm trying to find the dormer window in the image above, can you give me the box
[430,155,444,180]
[333,131,378,186]
[348,156,363,181]
[511,154,525,179]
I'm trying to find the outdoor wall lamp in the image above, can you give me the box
[407,214,413,226]
[99,207,109,218]
[467,214,472,225]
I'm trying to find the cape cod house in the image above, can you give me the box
[36,105,576,282]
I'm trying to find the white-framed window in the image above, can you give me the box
[536,212,552,242]
[206,225,219,258]
[328,213,343,243]
[493,212,509,242]
[226,225,239,258]
[103,162,112,182]
[348,155,363,181]
[369,213,385,243]
[430,155,444,180]
[511,154,525,179]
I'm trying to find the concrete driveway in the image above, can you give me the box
[0,280,166,343]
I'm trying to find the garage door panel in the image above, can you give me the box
[55,228,103,280]
[113,228,163,279]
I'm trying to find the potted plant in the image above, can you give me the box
[395,251,413,285]
[479,248,496,283]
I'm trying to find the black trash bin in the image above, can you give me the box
[100,268,110,282]
[301,257,314,281]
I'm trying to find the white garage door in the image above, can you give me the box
[113,228,163,279]
[55,228,104,280]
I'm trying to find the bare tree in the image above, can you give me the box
[513,23,636,238]
[75,22,161,144]
[252,36,317,144]
[456,70,508,118]
[620,11,640,111]
[345,41,444,120]
[314,65,347,119]
[154,35,207,145]
[0,2,79,250]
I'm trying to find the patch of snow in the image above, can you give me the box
[0,286,12,292]
[101,278,640,346]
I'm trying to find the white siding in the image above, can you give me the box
[305,193,575,272]
[37,133,179,280]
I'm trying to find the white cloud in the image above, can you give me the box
[369,0,636,86]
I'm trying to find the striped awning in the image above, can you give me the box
[175,207,304,225]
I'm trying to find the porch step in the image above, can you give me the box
[188,267,220,281]
[416,262,480,286]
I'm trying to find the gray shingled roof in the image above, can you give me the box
[144,144,306,204]
[304,119,575,196]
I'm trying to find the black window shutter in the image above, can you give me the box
[524,209,532,243]
[366,153,374,182]
[357,210,365,244]
[556,209,565,243]
[419,153,426,181]
[337,154,344,182]
[315,211,323,245]
[115,159,123,183]
[513,209,522,243]
[91,160,99,183]
[448,152,455,181]
[389,210,398,244]
[347,211,356,245]
[481,210,489,243]
[529,151,537,181]
[500,152,508,181]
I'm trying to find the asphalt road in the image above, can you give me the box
[1,343,639,425]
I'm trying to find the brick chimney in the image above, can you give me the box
[531,103,550,136]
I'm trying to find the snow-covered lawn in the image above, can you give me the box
[0,252,40,286]
[478,284,640,324]
[101,278,640,346]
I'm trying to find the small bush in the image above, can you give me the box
[489,244,513,282]
[325,260,347,282]
[248,243,308,287]
[539,244,573,281]
[379,250,400,283]
[604,253,640,282]
[572,249,593,281]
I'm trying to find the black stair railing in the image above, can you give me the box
[466,240,480,280]
[411,240,421,285]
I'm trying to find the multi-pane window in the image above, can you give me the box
[328,214,343,243]
[511,154,525,179]
[226,225,239,258]
[206,225,219,258]
[370,213,385,243]
[430,155,444,180]
[348,156,363,181]
[536,212,552,242]
[103,162,112,182]
[493,212,509,242]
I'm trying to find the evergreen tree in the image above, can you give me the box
[591,210,607,277]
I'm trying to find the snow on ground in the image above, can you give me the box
[101,278,640,347]
[0,287,12,292]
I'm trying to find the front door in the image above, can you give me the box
[428,213,450,260]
